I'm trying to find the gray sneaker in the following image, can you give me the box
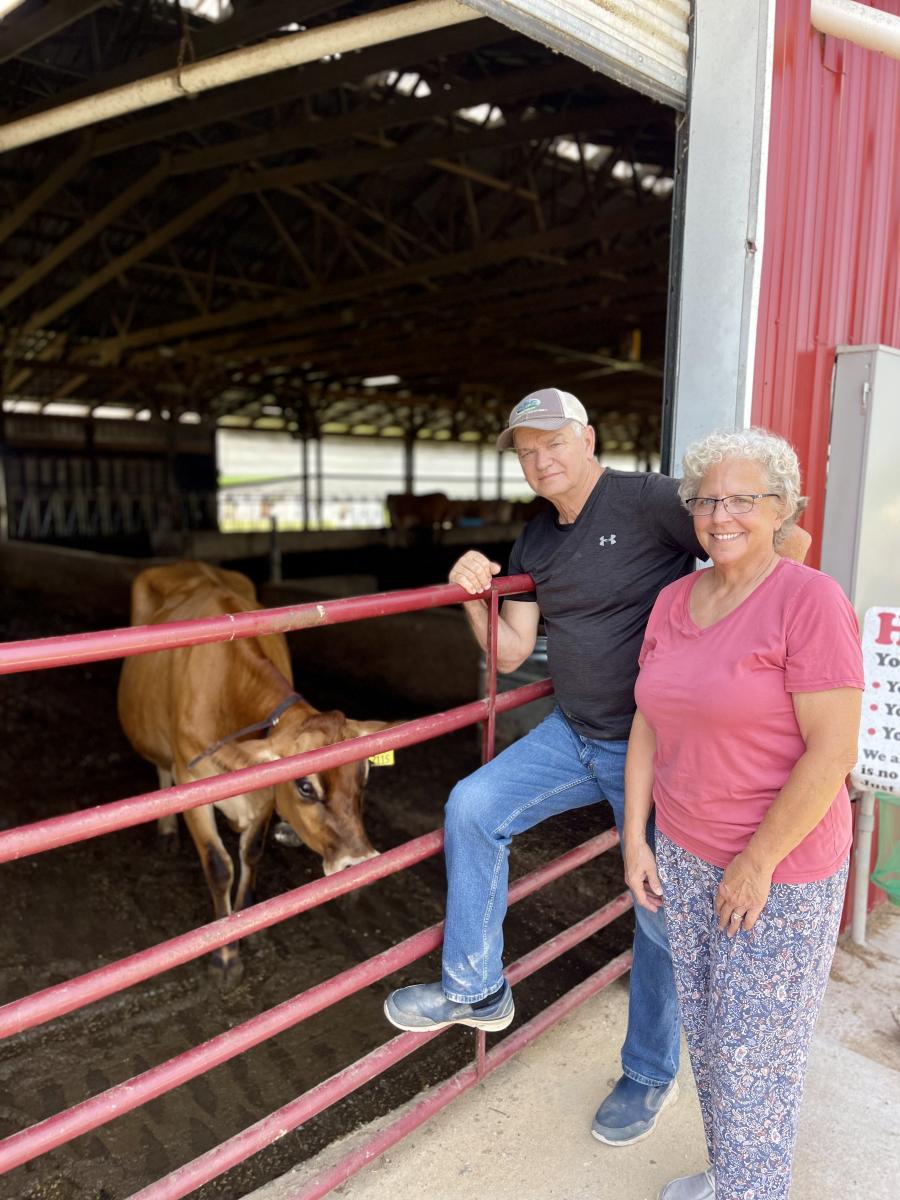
[591,1075,679,1146]
[658,1168,715,1199]
[384,980,514,1032]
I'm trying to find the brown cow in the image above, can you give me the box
[385,492,452,531]
[118,561,388,987]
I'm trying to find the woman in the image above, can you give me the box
[623,428,863,1200]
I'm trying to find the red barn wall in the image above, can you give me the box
[753,0,900,566]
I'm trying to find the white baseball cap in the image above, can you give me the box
[496,387,588,451]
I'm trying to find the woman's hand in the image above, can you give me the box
[624,837,664,912]
[715,851,773,936]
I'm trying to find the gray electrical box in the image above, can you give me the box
[820,344,900,617]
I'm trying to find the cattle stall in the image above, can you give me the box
[0,570,633,1200]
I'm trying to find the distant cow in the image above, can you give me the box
[118,561,389,986]
[386,492,452,532]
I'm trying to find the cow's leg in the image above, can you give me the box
[233,808,273,914]
[155,767,180,855]
[181,803,244,989]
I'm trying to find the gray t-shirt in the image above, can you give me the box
[506,468,704,740]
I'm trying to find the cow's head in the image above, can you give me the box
[267,710,387,874]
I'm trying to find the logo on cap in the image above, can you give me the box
[515,397,543,415]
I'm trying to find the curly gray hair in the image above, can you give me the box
[677,427,804,543]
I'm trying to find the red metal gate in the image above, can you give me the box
[0,575,633,1199]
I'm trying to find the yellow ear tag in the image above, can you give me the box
[368,750,395,767]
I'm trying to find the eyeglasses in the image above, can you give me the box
[685,493,780,516]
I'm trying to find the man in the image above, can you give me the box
[384,388,810,1146]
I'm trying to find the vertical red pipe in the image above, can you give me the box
[481,585,500,763]
[478,585,500,1073]
[475,1029,488,1079]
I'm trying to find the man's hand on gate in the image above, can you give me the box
[449,551,502,596]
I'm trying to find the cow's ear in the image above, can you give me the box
[199,736,279,776]
[344,719,395,738]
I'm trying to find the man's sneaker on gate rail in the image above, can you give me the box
[384,980,514,1033]
[590,1075,679,1146]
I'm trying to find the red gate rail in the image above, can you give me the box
[0,575,534,675]
[295,949,634,1200]
[0,829,442,1040]
[0,830,620,1174]
[0,572,636,1199]
[0,680,552,864]
[128,896,634,1200]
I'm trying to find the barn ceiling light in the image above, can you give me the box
[167,0,233,23]
[0,1,28,19]
[92,406,133,420]
[43,402,89,417]
[2,399,40,413]
[362,374,401,387]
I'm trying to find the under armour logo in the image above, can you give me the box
[598,534,617,547]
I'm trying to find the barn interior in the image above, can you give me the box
[0,0,677,559]
[0,6,682,1196]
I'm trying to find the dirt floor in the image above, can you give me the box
[0,586,632,1200]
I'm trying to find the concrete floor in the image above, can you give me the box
[250,906,899,1200]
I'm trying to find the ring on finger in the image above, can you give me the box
[730,910,747,923]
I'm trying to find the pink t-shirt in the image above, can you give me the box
[635,559,863,883]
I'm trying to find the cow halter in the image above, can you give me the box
[186,692,305,771]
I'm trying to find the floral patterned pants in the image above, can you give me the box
[656,832,848,1200]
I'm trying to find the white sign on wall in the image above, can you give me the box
[852,607,900,797]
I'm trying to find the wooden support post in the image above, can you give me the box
[404,433,415,494]
[0,406,8,542]
[314,436,324,530]
[496,450,504,500]
[299,437,310,531]
[475,439,483,500]
[269,517,282,583]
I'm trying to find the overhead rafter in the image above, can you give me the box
[0,0,110,68]
[24,177,238,332]
[167,59,594,177]
[0,140,90,247]
[239,106,638,195]
[0,155,170,310]
[0,3,491,155]
[0,6,677,435]
[90,18,504,157]
[72,205,669,358]
[14,0,340,114]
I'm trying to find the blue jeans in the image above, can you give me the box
[442,706,680,1087]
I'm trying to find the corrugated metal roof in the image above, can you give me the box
[753,0,900,564]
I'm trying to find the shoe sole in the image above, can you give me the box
[590,1078,679,1147]
[383,997,515,1033]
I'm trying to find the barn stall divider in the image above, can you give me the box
[0,575,633,1199]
